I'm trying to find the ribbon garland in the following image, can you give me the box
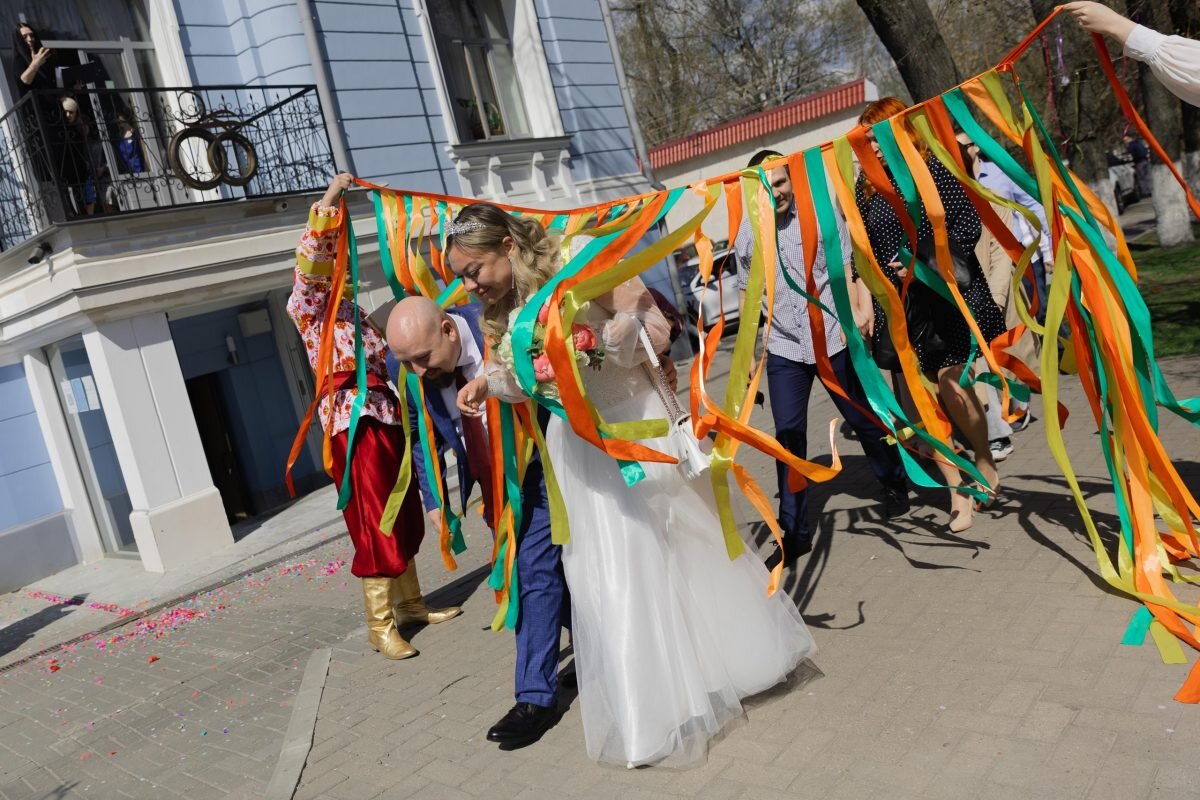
[288,7,1200,699]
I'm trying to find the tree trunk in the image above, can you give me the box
[854,0,961,100]
[1129,0,1193,246]
[1182,105,1200,203]
[1171,0,1200,202]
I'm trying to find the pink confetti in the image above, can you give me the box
[318,559,346,577]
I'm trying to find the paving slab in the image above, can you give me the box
[0,348,1196,799]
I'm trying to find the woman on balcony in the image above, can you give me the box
[11,23,53,96]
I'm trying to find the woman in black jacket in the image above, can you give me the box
[854,97,1006,533]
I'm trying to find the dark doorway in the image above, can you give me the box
[185,373,253,523]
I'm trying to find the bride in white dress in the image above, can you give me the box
[448,202,816,767]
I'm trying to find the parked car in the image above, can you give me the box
[1108,152,1140,213]
[682,248,741,330]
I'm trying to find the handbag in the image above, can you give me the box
[914,237,976,289]
[873,238,977,370]
[638,326,710,481]
[871,283,946,371]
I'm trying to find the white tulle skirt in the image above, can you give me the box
[547,366,816,767]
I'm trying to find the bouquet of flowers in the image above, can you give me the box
[497,300,605,400]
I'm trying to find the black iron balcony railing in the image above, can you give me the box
[0,85,336,252]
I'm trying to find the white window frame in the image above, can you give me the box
[415,0,564,147]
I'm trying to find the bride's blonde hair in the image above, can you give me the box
[445,202,560,345]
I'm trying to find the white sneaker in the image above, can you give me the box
[989,437,1014,462]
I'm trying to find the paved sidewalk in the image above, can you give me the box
[1,352,1199,799]
[0,484,345,670]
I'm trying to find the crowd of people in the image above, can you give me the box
[284,86,1056,766]
[280,0,1200,773]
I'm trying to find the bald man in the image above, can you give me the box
[386,297,570,749]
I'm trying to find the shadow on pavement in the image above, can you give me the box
[0,597,85,661]
[1001,474,1135,598]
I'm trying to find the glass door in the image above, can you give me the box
[48,38,173,212]
[46,337,138,556]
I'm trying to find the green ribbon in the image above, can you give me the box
[336,213,367,510]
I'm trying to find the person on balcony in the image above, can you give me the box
[9,23,59,198]
[286,173,462,661]
[11,23,53,96]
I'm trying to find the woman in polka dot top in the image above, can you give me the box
[853,97,1005,533]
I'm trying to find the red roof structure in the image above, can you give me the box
[648,79,872,171]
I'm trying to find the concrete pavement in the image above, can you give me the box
[2,351,1199,799]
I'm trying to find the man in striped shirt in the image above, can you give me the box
[735,150,908,567]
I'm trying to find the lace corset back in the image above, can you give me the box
[577,303,658,421]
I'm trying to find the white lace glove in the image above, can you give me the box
[484,361,529,404]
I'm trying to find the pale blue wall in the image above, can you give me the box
[174,0,315,86]
[170,303,320,506]
[0,363,63,530]
[532,0,640,185]
[172,0,641,193]
[314,0,455,192]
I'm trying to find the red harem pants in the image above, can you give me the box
[330,416,424,578]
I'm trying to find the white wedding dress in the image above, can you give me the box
[529,296,817,767]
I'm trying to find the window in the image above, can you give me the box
[428,0,531,143]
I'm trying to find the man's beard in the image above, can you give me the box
[428,371,454,388]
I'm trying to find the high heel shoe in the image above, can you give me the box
[973,456,1000,510]
[948,488,975,533]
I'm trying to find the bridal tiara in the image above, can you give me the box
[445,220,486,236]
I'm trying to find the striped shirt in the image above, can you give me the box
[734,203,850,364]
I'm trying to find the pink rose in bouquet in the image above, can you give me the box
[571,323,598,352]
[537,302,551,325]
[532,352,556,382]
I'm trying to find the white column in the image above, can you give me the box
[83,313,232,572]
[22,350,105,564]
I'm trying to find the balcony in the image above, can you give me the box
[0,85,336,253]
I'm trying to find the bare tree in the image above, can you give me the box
[854,0,961,100]
[611,0,864,147]
[1027,0,1123,219]
[1129,0,1193,245]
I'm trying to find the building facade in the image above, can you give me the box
[0,0,658,591]
[650,79,879,244]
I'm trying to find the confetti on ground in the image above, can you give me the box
[147,656,159,664]
[318,559,346,577]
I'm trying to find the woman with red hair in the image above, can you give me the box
[853,97,1005,533]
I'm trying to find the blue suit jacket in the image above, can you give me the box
[387,304,489,516]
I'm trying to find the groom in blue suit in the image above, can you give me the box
[385,296,568,748]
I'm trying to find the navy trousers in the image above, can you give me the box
[766,348,905,539]
[513,459,570,707]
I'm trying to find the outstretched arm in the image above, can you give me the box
[593,276,673,367]
[1062,2,1137,46]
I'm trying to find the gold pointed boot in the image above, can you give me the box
[361,578,417,659]
[393,562,463,626]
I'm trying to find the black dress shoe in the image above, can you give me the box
[763,533,812,570]
[883,486,911,519]
[486,702,557,747]
[558,664,577,690]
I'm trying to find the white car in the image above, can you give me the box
[683,248,741,329]
[1107,153,1140,213]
